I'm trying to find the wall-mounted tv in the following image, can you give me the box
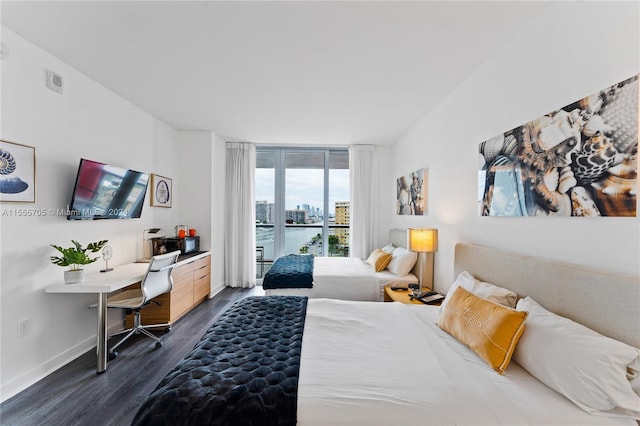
[67,158,149,220]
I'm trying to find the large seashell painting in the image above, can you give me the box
[478,74,638,217]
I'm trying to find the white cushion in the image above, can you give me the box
[440,271,517,312]
[381,243,396,254]
[514,296,640,419]
[386,247,417,277]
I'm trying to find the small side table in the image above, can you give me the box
[383,284,441,305]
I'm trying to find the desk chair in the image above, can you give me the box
[106,250,180,359]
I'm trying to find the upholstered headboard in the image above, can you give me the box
[454,243,640,349]
[388,228,408,249]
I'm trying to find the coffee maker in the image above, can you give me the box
[142,228,167,260]
[151,237,167,255]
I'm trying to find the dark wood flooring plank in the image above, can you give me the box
[0,286,263,426]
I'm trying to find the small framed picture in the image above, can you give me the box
[0,140,36,203]
[150,174,172,208]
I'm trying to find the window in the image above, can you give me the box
[256,147,349,262]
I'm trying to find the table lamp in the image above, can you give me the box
[407,228,438,290]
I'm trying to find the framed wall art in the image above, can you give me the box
[150,174,172,208]
[478,74,638,217]
[0,140,36,203]
[397,168,427,215]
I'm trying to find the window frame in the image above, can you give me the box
[256,146,349,259]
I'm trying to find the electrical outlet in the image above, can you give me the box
[17,319,32,338]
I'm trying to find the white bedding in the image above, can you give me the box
[264,257,417,301]
[297,299,635,425]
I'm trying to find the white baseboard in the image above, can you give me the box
[209,282,225,298]
[0,323,122,403]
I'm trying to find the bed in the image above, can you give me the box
[263,229,421,301]
[132,243,640,425]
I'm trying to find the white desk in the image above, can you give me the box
[45,262,149,373]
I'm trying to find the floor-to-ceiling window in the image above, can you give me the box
[256,147,349,267]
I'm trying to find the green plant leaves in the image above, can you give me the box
[50,240,108,271]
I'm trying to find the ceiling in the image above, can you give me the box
[2,1,550,146]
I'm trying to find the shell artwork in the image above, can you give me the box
[578,93,604,115]
[570,186,601,217]
[502,134,519,157]
[479,134,505,163]
[0,146,30,195]
[591,154,638,217]
[582,115,613,138]
[0,148,17,175]
[0,177,29,194]
[557,165,577,194]
[572,131,617,184]
[598,76,639,154]
[543,168,559,192]
[592,174,637,217]
[536,110,582,151]
[478,74,637,217]
[516,120,579,212]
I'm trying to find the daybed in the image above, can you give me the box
[132,243,640,425]
[263,229,421,301]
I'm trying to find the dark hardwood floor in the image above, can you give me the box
[0,286,264,426]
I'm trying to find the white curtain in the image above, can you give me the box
[349,145,378,259]
[224,142,256,288]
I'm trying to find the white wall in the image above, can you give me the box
[389,1,640,293]
[176,131,212,249]
[0,29,184,401]
[175,130,226,296]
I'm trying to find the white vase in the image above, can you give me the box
[64,269,85,284]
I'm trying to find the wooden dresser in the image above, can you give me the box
[126,252,211,327]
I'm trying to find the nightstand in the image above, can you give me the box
[384,284,441,305]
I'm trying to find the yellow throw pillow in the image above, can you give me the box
[366,249,393,272]
[438,286,527,374]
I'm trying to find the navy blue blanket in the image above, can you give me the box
[262,254,314,290]
[132,296,308,426]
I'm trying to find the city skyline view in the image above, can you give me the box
[255,168,349,216]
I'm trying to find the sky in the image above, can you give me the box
[255,168,349,215]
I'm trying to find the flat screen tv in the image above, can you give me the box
[67,158,149,220]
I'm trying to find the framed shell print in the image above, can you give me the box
[397,168,427,215]
[478,74,638,217]
[0,140,36,203]
[151,174,172,208]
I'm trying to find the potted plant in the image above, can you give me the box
[50,240,108,284]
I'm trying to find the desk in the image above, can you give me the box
[45,263,148,373]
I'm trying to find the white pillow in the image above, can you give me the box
[381,243,396,254]
[386,247,417,277]
[514,296,640,419]
[439,271,517,312]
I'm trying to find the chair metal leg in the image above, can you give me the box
[140,322,171,331]
[110,328,139,353]
[138,327,161,342]
[108,327,135,338]
[108,311,168,355]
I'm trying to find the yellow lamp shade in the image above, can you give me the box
[407,228,438,253]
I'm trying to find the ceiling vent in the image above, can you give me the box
[45,69,64,94]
